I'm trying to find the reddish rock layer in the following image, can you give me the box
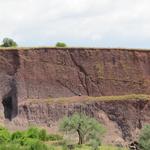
[0,48,149,101]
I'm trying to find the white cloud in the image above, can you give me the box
[0,0,150,48]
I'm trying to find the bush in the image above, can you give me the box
[26,127,40,139]
[47,134,63,141]
[139,125,150,150]
[27,140,48,150]
[55,42,67,47]
[11,131,24,140]
[0,126,10,144]
[11,130,26,145]
[0,143,27,150]
[0,126,63,150]
[18,138,48,150]
[90,139,100,150]
[1,38,17,47]
[39,129,47,141]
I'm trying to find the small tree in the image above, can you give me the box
[139,125,150,150]
[59,113,105,145]
[1,38,17,47]
[56,42,67,47]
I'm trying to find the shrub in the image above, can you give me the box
[11,131,24,140]
[0,126,63,150]
[56,42,67,47]
[11,130,26,145]
[39,129,47,141]
[139,125,150,150]
[90,139,100,150]
[21,137,48,149]
[47,134,63,141]
[1,38,17,47]
[0,143,27,150]
[28,141,48,150]
[26,127,40,139]
[0,126,10,144]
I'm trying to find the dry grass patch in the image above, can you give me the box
[21,94,150,106]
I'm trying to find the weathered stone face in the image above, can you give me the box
[1,48,150,101]
[0,48,150,117]
[17,99,150,146]
[0,50,20,121]
[0,47,150,145]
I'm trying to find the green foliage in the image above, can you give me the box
[24,127,62,141]
[11,131,24,141]
[59,113,105,145]
[48,145,56,150]
[11,130,26,145]
[28,141,48,150]
[0,124,127,150]
[47,134,63,141]
[0,126,63,150]
[39,129,47,141]
[89,139,101,150]
[139,125,150,150]
[26,127,40,139]
[23,138,48,150]
[62,143,68,150]
[1,38,17,47]
[56,42,67,47]
[0,126,10,144]
[0,143,27,150]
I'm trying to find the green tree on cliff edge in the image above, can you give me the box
[59,113,105,145]
[55,42,67,47]
[1,38,17,47]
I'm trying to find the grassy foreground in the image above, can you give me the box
[0,125,128,150]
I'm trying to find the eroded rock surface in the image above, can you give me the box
[0,47,149,145]
[17,98,150,145]
[0,48,150,101]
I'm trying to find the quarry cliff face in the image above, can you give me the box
[1,48,150,100]
[0,47,150,145]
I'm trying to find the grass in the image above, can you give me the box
[0,124,128,150]
[22,94,150,105]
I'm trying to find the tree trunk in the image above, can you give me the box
[77,129,83,145]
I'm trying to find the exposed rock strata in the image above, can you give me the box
[0,47,149,145]
[16,98,150,145]
[0,48,150,102]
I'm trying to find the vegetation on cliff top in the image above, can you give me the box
[0,38,18,47]
[55,42,67,47]
[0,38,67,48]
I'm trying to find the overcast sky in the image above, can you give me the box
[0,0,150,48]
